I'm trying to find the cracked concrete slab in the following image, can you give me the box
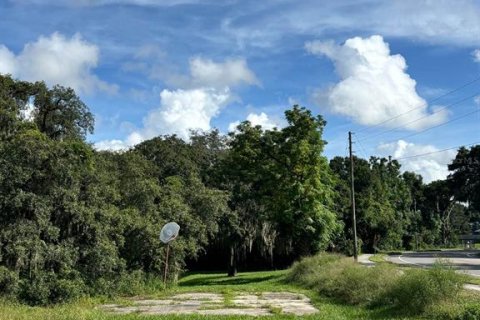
[99,291,318,316]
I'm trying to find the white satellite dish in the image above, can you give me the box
[160,222,180,244]
[159,222,180,287]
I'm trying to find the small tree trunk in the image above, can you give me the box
[228,244,237,277]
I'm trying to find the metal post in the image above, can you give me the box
[349,131,358,262]
[164,243,170,287]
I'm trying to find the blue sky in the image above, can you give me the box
[1,0,479,182]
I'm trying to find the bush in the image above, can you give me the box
[19,275,52,306]
[15,272,86,305]
[116,270,146,296]
[0,266,19,297]
[386,264,465,314]
[328,262,398,305]
[288,253,466,315]
[89,270,150,297]
[426,299,480,320]
[50,278,85,303]
[287,252,342,287]
[287,253,399,305]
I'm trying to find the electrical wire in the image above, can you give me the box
[353,133,369,159]
[355,75,480,134]
[393,141,480,161]
[357,92,480,142]
[377,108,480,148]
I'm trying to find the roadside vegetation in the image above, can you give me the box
[1,253,480,320]
[287,253,480,319]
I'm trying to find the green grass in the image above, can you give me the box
[465,275,480,285]
[369,254,388,263]
[1,264,479,320]
[0,269,424,320]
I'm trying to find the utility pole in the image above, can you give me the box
[348,131,358,262]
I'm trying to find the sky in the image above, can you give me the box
[1,0,479,182]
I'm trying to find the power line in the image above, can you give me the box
[356,75,480,134]
[353,133,369,159]
[393,141,480,161]
[363,107,480,152]
[357,92,480,142]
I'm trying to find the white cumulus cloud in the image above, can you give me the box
[228,112,278,132]
[96,88,231,150]
[96,57,257,150]
[0,32,117,94]
[377,140,456,183]
[139,87,231,140]
[306,35,448,130]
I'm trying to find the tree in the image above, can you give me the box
[448,146,480,212]
[267,106,339,255]
[0,74,37,139]
[330,156,413,252]
[219,105,340,272]
[34,84,94,141]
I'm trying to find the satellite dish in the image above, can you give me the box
[160,222,180,244]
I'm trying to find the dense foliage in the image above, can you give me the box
[0,74,479,304]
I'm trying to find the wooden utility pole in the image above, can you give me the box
[348,131,358,262]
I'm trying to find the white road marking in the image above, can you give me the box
[398,255,425,267]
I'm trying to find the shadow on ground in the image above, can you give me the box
[179,273,283,287]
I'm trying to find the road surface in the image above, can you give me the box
[386,250,480,277]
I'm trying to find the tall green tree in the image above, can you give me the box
[33,84,94,141]
[220,105,340,270]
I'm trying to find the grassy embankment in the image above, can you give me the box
[1,253,480,320]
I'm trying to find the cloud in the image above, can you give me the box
[228,112,278,132]
[0,32,117,94]
[95,87,231,150]
[0,45,16,75]
[10,0,205,6]
[140,87,231,139]
[222,0,480,48]
[96,56,258,150]
[306,35,448,130]
[93,139,130,152]
[189,57,260,88]
[377,140,456,183]
[162,57,260,89]
[473,49,480,62]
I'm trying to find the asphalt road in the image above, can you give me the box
[386,250,480,276]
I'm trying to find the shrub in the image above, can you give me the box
[328,262,398,305]
[116,270,146,296]
[287,253,399,305]
[288,253,465,315]
[384,264,465,314]
[18,275,52,306]
[50,278,85,303]
[425,299,480,320]
[16,272,86,305]
[286,252,342,287]
[0,266,19,297]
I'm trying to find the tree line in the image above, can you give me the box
[0,74,479,304]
